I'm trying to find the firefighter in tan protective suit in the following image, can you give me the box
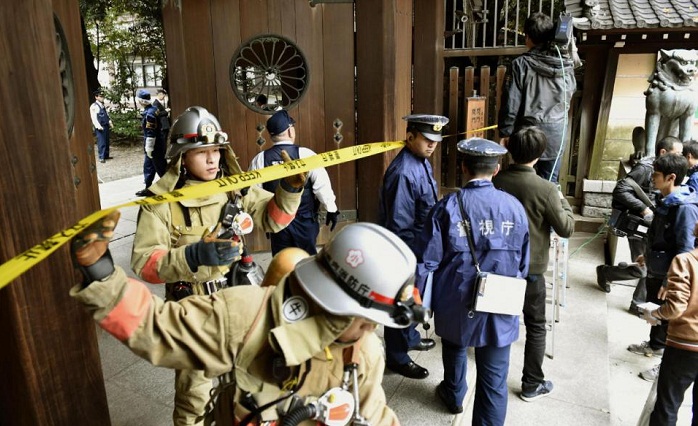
[129,106,305,425]
[71,217,428,426]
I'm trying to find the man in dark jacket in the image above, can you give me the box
[630,154,698,382]
[683,139,698,193]
[378,114,448,380]
[498,12,576,183]
[493,126,574,402]
[596,136,683,316]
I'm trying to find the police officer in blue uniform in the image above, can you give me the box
[379,114,448,379]
[135,89,167,197]
[89,89,113,163]
[415,138,530,423]
[249,110,339,255]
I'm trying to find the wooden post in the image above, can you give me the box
[413,0,445,191]
[447,67,460,189]
[0,0,110,424]
[355,0,413,223]
[495,65,507,141]
[479,66,490,139]
[588,49,620,180]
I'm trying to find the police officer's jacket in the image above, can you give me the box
[70,268,399,425]
[141,104,161,140]
[379,147,438,250]
[90,101,110,129]
[415,180,530,347]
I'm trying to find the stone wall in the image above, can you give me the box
[581,179,615,218]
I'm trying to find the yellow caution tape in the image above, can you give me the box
[0,141,404,290]
[441,124,499,140]
[0,123,498,291]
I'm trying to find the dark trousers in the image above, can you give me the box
[522,274,547,390]
[600,237,647,306]
[143,138,167,187]
[96,128,110,160]
[650,346,698,426]
[270,218,320,256]
[441,340,511,426]
[646,276,668,350]
[535,158,562,184]
[384,324,421,365]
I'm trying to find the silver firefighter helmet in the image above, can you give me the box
[166,106,230,159]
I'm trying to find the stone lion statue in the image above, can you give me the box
[643,49,698,157]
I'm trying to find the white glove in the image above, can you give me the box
[96,126,104,131]
[145,137,155,159]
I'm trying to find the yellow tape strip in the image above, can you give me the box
[0,123,498,291]
[0,141,405,290]
[441,124,499,140]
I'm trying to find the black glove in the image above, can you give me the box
[185,239,241,272]
[71,211,120,286]
[325,211,339,231]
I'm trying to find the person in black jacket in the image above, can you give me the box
[596,136,683,317]
[498,12,576,183]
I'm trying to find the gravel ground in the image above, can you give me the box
[95,142,145,183]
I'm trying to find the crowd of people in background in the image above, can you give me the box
[77,11,698,426]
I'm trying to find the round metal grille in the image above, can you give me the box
[230,35,309,114]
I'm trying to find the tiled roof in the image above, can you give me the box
[565,0,698,30]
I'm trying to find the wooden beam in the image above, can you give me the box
[447,67,460,188]
[479,66,490,139]
[0,0,110,424]
[355,0,412,223]
[494,65,507,141]
[413,0,445,192]
[588,48,619,179]
[443,46,527,57]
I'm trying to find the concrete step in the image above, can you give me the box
[574,213,606,234]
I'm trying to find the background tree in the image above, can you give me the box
[79,0,167,141]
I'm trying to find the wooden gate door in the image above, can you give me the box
[163,0,356,252]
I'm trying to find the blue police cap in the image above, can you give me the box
[267,110,295,136]
[403,114,449,142]
[93,89,104,97]
[136,89,151,101]
[457,138,507,157]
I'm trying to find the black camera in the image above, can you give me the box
[608,209,650,239]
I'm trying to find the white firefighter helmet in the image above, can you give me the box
[166,106,230,159]
[293,223,427,329]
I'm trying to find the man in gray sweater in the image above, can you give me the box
[493,126,575,401]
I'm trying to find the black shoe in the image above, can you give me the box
[520,380,554,402]
[596,265,610,293]
[436,382,463,414]
[135,189,154,197]
[386,361,429,379]
[409,338,436,352]
[106,156,114,160]
[99,158,106,163]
